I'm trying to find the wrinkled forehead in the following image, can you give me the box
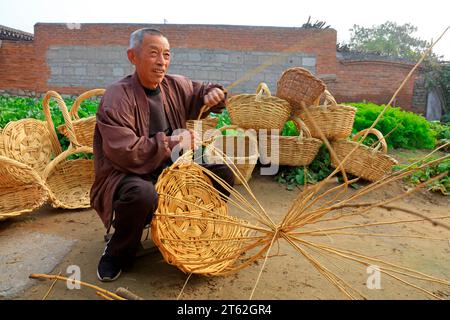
[141,34,170,50]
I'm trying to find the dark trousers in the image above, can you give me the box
[107,164,234,266]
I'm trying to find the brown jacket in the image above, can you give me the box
[90,72,225,228]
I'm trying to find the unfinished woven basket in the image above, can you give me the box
[42,91,95,209]
[331,128,398,182]
[227,82,291,131]
[259,117,323,166]
[1,118,60,175]
[151,157,251,275]
[295,90,357,141]
[203,126,259,185]
[276,67,326,109]
[57,88,104,148]
[0,155,49,221]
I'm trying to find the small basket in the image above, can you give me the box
[259,117,323,166]
[0,155,49,221]
[42,91,95,209]
[151,154,251,276]
[1,118,60,175]
[227,83,291,131]
[203,126,259,185]
[186,104,219,135]
[295,90,356,141]
[276,67,326,109]
[330,128,398,182]
[57,88,104,148]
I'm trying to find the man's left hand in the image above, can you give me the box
[204,88,225,108]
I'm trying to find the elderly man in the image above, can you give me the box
[90,28,233,282]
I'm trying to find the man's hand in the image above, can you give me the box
[203,87,225,108]
[169,129,201,151]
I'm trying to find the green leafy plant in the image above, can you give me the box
[394,159,450,195]
[348,102,436,149]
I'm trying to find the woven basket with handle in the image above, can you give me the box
[295,90,356,141]
[276,67,326,110]
[0,155,49,221]
[151,155,251,275]
[42,91,95,209]
[227,83,291,131]
[203,126,259,185]
[331,128,398,182]
[259,117,323,166]
[186,104,219,135]
[57,88,105,148]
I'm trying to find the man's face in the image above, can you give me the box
[127,34,171,89]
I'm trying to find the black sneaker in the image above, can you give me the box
[97,254,122,282]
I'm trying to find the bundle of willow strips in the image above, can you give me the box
[152,27,450,300]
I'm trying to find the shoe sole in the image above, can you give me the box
[97,269,122,282]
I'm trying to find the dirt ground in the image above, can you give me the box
[1,149,449,300]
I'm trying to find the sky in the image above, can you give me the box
[1,0,449,60]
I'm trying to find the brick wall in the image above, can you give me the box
[0,23,424,112]
[327,59,420,113]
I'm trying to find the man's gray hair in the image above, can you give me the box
[129,28,166,50]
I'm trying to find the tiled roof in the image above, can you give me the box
[0,25,34,41]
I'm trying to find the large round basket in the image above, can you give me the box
[227,83,291,131]
[0,155,49,221]
[151,157,251,275]
[295,90,356,141]
[1,119,60,175]
[57,88,104,148]
[276,67,326,110]
[203,126,259,185]
[259,117,323,166]
[42,145,94,209]
[330,128,398,182]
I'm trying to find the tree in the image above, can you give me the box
[348,21,430,61]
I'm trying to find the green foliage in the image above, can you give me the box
[348,21,429,61]
[394,159,450,195]
[281,120,299,136]
[348,102,436,150]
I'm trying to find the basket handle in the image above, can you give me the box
[290,116,313,139]
[352,128,388,153]
[255,82,271,101]
[41,145,93,181]
[42,91,81,154]
[321,90,338,107]
[195,88,228,121]
[70,88,105,120]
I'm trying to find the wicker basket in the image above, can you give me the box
[151,155,251,275]
[0,129,4,156]
[1,118,60,175]
[276,67,326,110]
[42,91,95,209]
[186,104,219,134]
[203,126,259,185]
[295,90,357,141]
[57,88,104,148]
[227,83,291,130]
[259,117,323,166]
[0,155,49,221]
[331,128,398,182]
